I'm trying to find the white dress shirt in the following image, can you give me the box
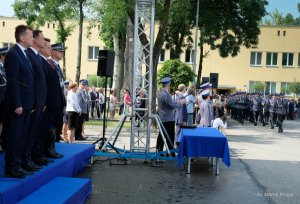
[212,118,227,129]
[66,91,82,113]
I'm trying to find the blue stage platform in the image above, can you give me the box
[0,143,94,204]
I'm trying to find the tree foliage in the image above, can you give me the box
[253,82,265,92]
[263,9,300,25]
[13,0,77,75]
[164,0,195,58]
[196,0,268,85]
[288,81,300,99]
[158,59,195,89]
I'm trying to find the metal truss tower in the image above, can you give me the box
[95,0,173,161]
[129,0,155,153]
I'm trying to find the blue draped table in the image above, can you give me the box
[177,127,230,174]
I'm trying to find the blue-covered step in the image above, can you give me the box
[17,177,92,204]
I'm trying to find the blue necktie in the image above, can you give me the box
[24,49,33,71]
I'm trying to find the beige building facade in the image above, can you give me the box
[0,16,104,81]
[1,17,300,96]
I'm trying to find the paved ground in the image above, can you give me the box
[76,118,300,204]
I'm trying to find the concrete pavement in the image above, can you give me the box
[76,119,300,204]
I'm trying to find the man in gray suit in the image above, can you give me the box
[156,77,185,156]
[75,79,90,140]
[275,93,288,133]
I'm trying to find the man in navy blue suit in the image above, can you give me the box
[38,39,64,160]
[4,25,35,178]
[25,30,47,170]
[0,46,9,151]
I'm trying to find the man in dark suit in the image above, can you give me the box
[25,30,47,170]
[38,39,63,159]
[0,46,9,151]
[4,25,35,178]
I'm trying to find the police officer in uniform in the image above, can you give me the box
[268,93,276,129]
[0,46,9,150]
[251,92,262,126]
[156,77,185,156]
[275,93,288,133]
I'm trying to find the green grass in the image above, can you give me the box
[85,119,131,129]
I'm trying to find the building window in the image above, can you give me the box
[298,53,300,67]
[98,25,100,30]
[282,53,294,67]
[277,30,280,36]
[281,82,291,95]
[53,23,55,29]
[169,48,176,60]
[266,52,278,67]
[249,81,259,93]
[2,21,5,27]
[159,49,165,62]
[265,82,276,94]
[88,46,99,60]
[250,52,262,66]
[47,23,50,28]
[185,49,194,63]
[283,30,286,36]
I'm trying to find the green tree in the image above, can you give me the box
[13,0,76,76]
[87,75,106,87]
[196,0,268,86]
[253,82,265,92]
[164,0,195,58]
[288,81,300,99]
[158,59,195,89]
[263,9,298,25]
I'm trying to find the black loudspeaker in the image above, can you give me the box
[202,77,210,84]
[97,50,115,77]
[209,73,219,88]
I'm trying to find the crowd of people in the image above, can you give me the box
[155,77,300,155]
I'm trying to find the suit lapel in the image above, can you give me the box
[14,44,33,73]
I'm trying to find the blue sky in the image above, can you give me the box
[0,0,299,17]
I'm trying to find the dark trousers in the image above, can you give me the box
[90,101,95,118]
[75,113,86,139]
[277,114,284,130]
[32,108,62,159]
[269,112,276,128]
[24,107,43,163]
[253,111,260,124]
[5,109,31,171]
[156,121,175,153]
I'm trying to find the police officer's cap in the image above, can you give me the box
[80,79,88,86]
[160,77,171,84]
[51,43,65,52]
[200,89,210,97]
[0,47,9,55]
[64,80,70,86]
[280,92,285,96]
[199,82,212,89]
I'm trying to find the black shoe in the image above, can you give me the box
[254,123,257,126]
[19,167,34,175]
[33,158,48,165]
[76,136,87,141]
[46,149,63,159]
[271,126,274,129]
[5,170,25,179]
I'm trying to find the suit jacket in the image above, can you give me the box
[27,48,47,108]
[275,98,288,115]
[40,56,65,110]
[4,44,35,110]
[77,88,90,114]
[157,89,181,122]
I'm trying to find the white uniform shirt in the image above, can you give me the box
[66,91,82,113]
[212,118,227,129]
